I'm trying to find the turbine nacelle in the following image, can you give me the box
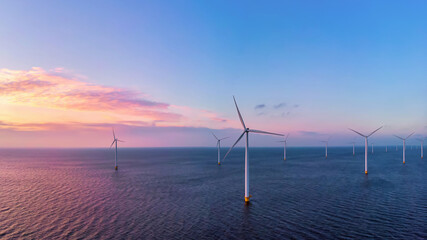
[393,132,415,141]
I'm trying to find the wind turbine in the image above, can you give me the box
[371,143,374,154]
[278,134,289,160]
[352,142,355,156]
[321,137,330,158]
[417,138,424,159]
[386,145,387,152]
[223,96,283,203]
[394,132,414,164]
[110,129,124,170]
[210,132,229,165]
[348,126,382,174]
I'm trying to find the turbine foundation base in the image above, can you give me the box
[365,171,368,175]
[115,166,118,170]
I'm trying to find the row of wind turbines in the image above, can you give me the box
[107,96,424,204]
[209,96,425,203]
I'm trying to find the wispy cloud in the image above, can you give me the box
[0,120,151,131]
[274,103,286,109]
[0,67,230,131]
[255,101,300,118]
[255,104,266,110]
[281,112,290,117]
[298,130,322,136]
[0,67,177,121]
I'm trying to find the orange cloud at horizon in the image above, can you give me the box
[0,67,232,140]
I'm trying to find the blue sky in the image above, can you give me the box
[0,1,426,147]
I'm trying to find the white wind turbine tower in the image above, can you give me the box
[371,143,374,154]
[348,126,382,174]
[110,129,124,170]
[394,132,414,164]
[223,96,283,203]
[210,132,229,165]
[321,137,330,158]
[278,134,289,160]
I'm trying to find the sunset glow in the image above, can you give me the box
[0,1,425,148]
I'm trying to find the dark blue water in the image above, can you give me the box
[0,147,426,239]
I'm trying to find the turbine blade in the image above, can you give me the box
[220,137,230,140]
[348,128,366,137]
[249,129,284,137]
[285,133,289,141]
[223,131,245,160]
[406,132,415,139]
[393,135,404,140]
[210,131,219,140]
[117,140,125,142]
[109,140,115,148]
[367,126,383,137]
[112,128,116,139]
[233,96,246,130]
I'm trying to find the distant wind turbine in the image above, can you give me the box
[371,143,374,154]
[321,137,330,158]
[416,137,424,159]
[386,145,387,152]
[278,134,289,160]
[394,132,414,164]
[352,142,355,156]
[350,141,355,156]
[110,129,124,170]
[210,132,229,165]
[223,96,283,203]
[348,126,382,174]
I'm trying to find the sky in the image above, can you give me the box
[0,0,426,148]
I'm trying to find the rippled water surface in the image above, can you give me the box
[0,147,426,239]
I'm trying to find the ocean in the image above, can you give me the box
[0,147,425,239]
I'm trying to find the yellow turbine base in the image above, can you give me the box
[244,195,252,202]
[284,158,286,160]
[365,171,368,175]
[115,166,118,170]
[218,162,221,165]
[403,161,405,164]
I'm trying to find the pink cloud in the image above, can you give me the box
[0,67,180,121]
[0,120,151,131]
[0,67,233,135]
